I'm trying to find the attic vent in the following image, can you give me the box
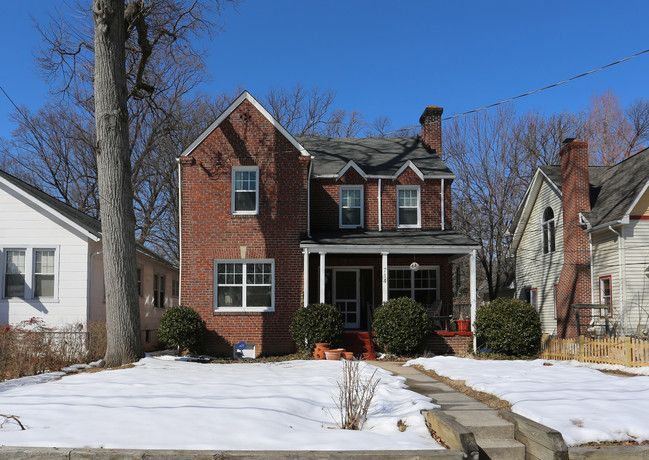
[240,113,251,121]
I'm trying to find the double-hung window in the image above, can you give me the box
[388,267,439,307]
[154,274,166,308]
[599,276,612,318]
[339,186,363,228]
[214,260,274,312]
[232,166,259,214]
[542,207,556,254]
[530,288,538,312]
[2,247,58,300]
[397,186,420,228]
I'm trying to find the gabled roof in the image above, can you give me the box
[510,146,649,247]
[180,90,309,158]
[296,137,455,179]
[0,169,175,266]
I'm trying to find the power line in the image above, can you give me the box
[386,47,649,135]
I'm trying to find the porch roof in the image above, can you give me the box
[300,230,479,254]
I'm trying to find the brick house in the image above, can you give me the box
[510,138,649,338]
[179,91,479,356]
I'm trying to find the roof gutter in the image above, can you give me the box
[584,215,630,233]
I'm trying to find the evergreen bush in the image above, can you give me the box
[157,306,206,354]
[290,303,344,352]
[474,298,542,357]
[372,297,432,356]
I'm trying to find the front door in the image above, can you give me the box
[333,269,360,329]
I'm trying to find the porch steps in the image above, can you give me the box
[344,331,375,359]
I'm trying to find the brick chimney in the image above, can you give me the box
[419,106,443,153]
[556,138,592,337]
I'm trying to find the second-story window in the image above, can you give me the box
[339,186,363,228]
[397,186,420,228]
[542,207,555,254]
[232,166,259,215]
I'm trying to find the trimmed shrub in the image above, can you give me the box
[474,298,542,357]
[157,306,206,354]
[290,303,344,352]
[372,297,432,356]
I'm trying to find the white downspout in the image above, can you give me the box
[378,178,382,232]
[608,226,625,337]
[441,178,445,231]
[307,158,313,238]
[177,158,183,304]
[470,249,477,352]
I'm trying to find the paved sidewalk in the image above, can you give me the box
[370,361,525,460]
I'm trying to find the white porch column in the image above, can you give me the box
[319,252,326,303]
[303,249,309,307]
[381,252,389,304]
[470,249,477,352]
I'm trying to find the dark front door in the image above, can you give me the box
[333,269,360,328]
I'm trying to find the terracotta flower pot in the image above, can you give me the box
[313,348,326,360]
[456,319,471,332]
[325,350,342,360]
[342,351,354,360]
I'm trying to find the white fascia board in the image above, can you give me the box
[394,160,424,181]
[337,161,367,180]
[299,243,480,254]
[586,215,630,233]
[180,90,310,158]
[0,177,100,242]
[623,179,649,216]
[313,172,456,180]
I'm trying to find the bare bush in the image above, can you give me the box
[333,360,380,430]
[0,318,107,381]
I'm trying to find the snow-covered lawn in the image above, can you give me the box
[0,356,441,451]
[407,356,649,446]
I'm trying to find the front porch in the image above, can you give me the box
[300,230,479,351]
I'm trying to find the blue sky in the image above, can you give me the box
[1,1,648,140]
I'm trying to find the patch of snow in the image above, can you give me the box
[406,356,649,446]
[0,357,441,451]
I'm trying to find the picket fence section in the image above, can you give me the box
[540,335,649,367]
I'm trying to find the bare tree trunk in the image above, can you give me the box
[93,0,144,366]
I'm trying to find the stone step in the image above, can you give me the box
[446,410,515,440]
[477,438,526,460]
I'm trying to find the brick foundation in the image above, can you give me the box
[425,331,473,355]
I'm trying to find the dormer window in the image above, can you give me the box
[339,186,363,228]
[232,166,259,215]
[542,207,555,254]
[397,186,420,228]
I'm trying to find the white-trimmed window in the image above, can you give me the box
[154,273,166,308]
[1,247,58,300]
[232,166,259,214]
[388,267,439,307]
[529,288,538,312]
[397,186,420,228]
[542,207,556,254]
[214,259,274,312]
[339,185,363,228]
[599,276,612,318]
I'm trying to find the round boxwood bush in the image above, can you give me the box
[474,298,542,357]
[372,297,432,356]
[290,303,344,352]
[157,306,207,354]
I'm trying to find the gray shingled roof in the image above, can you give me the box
[0,169,174,266]
[301,230,479,248]
[538,147,649,228]
[296,137,454,178]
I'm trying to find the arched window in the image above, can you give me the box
[542,207,555,254]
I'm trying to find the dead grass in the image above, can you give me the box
[412,364,512,411]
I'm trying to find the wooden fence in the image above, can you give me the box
[540,335,649,367]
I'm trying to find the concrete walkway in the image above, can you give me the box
[370,361,525,460]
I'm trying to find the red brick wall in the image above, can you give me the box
[311,168,446,232]
[557,139,592,337]
[420,106,443,154]
[180,98,309,356]
[425,331,473,355]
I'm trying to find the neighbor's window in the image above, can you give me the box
[154,273,166,308]
[33,250,55,298]
[397,186,420,228]
[214,260,274,312]
[232,166,259,214]
[339,186,363,228]
[136,267,142,297]
[4,249,26,298]
[530,288,538,312]
[542,207,556,254]
[388,267,439,307]
[172,279,179,298]
[599,276,612,318]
